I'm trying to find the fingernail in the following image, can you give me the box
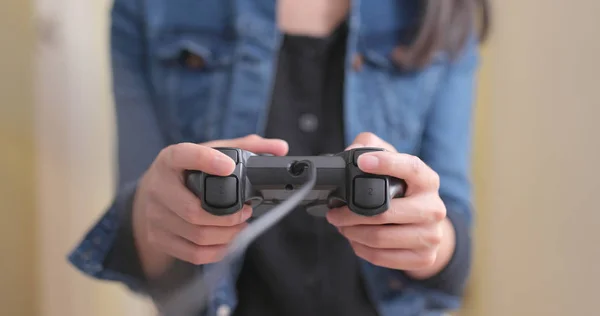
[346,143,365,151]
[325,212,335,224]
[326,211,340,225]
[212,154,234,175]
[276,139,289,147]
[277,140,290,155]
[359,155,379,170]
[242,205,253,220]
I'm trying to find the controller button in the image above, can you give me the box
[353,177,386,209]
[205,176,238,208]
[219,149,238,164]
[353,148,383,166]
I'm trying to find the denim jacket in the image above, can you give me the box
[68,0,479,315]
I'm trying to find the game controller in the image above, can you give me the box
[185,147,407,217]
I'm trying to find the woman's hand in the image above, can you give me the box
[327,133,455,279]
[133,135,289,279]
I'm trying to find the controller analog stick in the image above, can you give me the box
[289,161,309,176]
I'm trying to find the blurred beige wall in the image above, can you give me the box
[33,0,154,315]
[0,1,37,316]
[462,1,600,315]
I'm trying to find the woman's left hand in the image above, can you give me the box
[327,133,455,277]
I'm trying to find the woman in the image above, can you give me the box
[69,1,490,315]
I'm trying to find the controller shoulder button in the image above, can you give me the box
[219,149,239,164]
[352,148,384,166]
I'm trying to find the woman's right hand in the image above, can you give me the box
[132,135,289,279]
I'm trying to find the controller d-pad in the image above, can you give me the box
[205,176,238,208]
[353,177,385,209]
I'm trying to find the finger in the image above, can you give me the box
[182,223,247,246]
[349,132,397,152]
[148,228,227,265]
[357,151,439,194]
[203,134,289,156]
[326,194,446,226]
[339,223,443,250]
[159,142,236,176]
[345,143,365,151]
[154,176,253,226]
[350,241,438,271]
[149,207,247,246]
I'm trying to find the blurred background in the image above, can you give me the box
[1,0,599,315]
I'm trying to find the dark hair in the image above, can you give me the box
[393,0,491,69]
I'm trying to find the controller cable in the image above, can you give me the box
[160,160,317,316]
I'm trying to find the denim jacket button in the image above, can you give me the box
[216,305,231,316]
[92,236,103,245]
[81,251,92,261]
[388,278,403,290]
[352,53,364,71]
[185,52,205,69]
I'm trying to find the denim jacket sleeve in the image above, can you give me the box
[402,38,480,303]
[68,0,170,294]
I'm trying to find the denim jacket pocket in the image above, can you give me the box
[150,32,235,143]
[357,46,446,154]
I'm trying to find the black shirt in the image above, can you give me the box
[233,23,378,316]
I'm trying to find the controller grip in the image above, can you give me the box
[185,170,203,198]
[389,177,407,199]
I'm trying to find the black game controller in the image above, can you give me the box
[185,147,407,217]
